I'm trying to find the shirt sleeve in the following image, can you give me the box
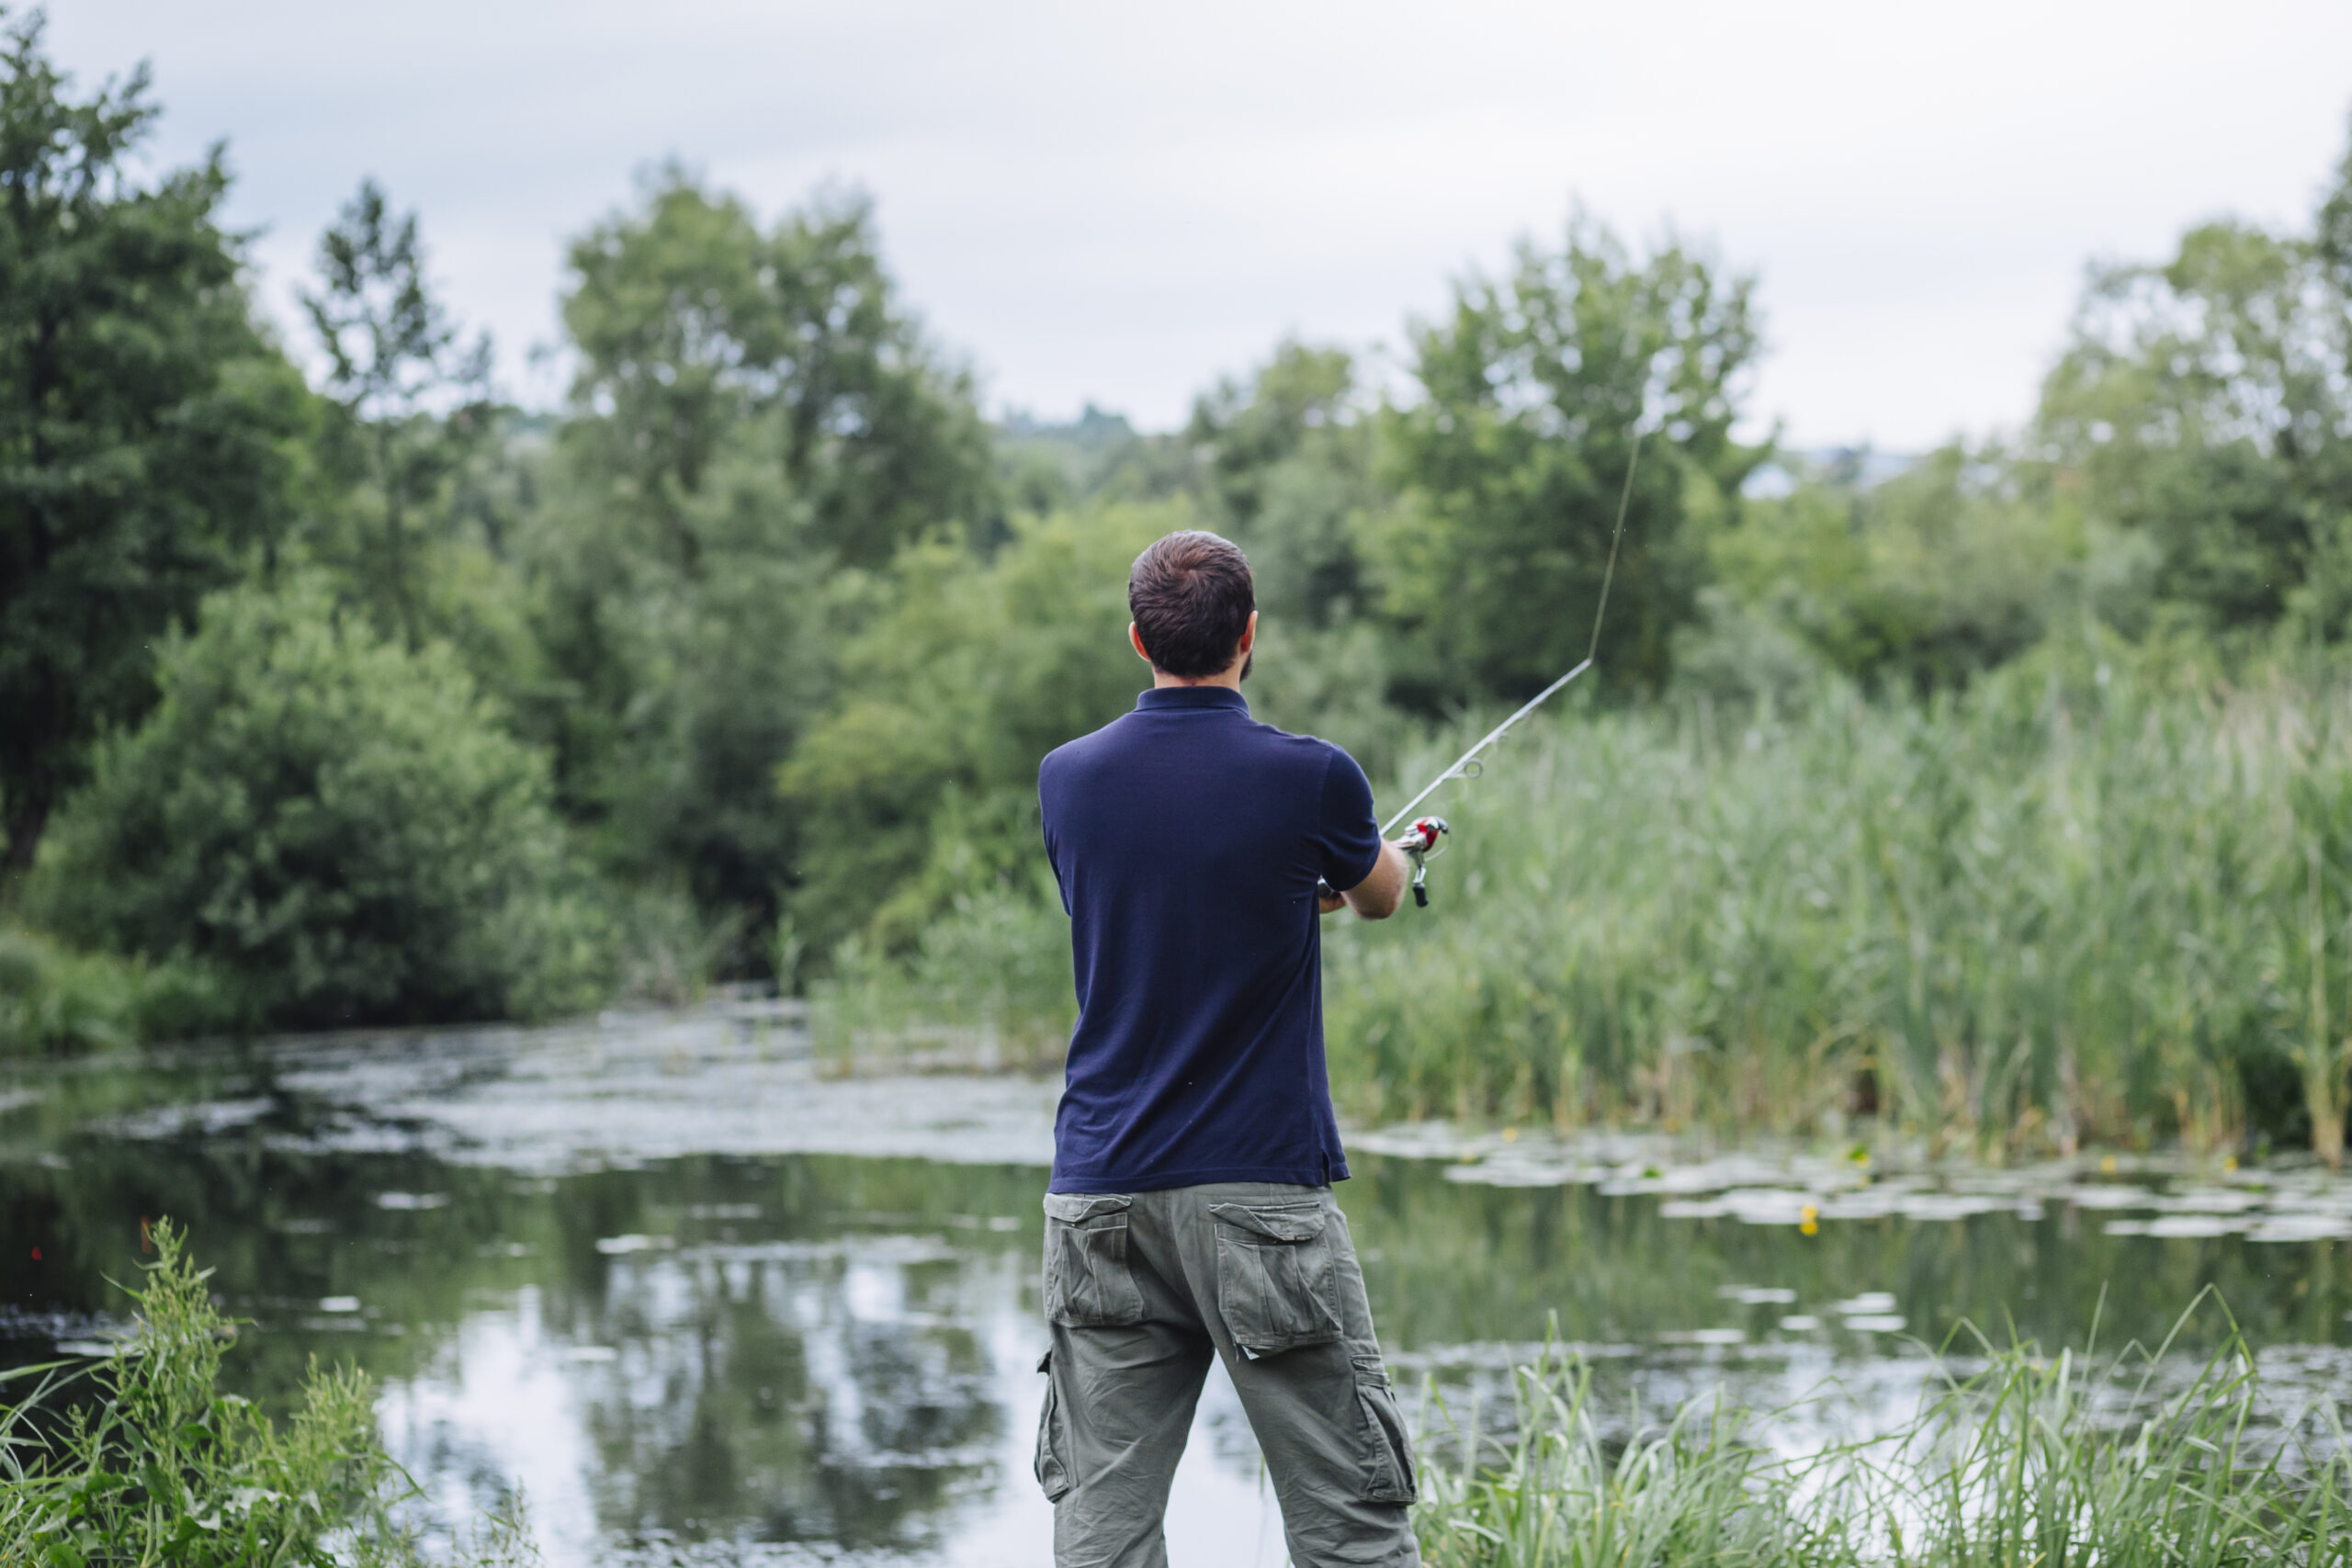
[1314,746,1385,892]
[1038,760,1074,916]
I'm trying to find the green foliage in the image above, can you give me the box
[15,11,2352,1102]
[1686,447,2085,698]
[2037,175,2352,640]
[0,925,139,1055]
[1385,217,1766,705]
[811,883,1076,1067]
[499,173,1005,953]
[0,1221,537,1564]
[560,170,996,572]
[1189,342,1387,631]
[300,178,499,653]
[781,503,1173,959]
[0,10,315,873]
[30,576,604,1032]
[1415,1313,2352,1568]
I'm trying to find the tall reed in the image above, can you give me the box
[815,640,2352,1159]
[1328,643,2352,1159]
[1414,1312,2352,1567]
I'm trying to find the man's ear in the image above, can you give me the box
[1129,622,1153,664]
[1238,610,1258,654]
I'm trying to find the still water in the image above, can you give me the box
[6,1007,2352,1564]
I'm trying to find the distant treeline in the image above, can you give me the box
[7,13,2352,1158]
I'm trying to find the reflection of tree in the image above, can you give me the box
[571,1247,1005,1550]
[3,1085,1045,1551]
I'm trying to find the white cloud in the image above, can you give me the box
[43,0,2352,446]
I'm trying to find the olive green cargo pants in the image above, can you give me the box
[1034,1182,1419,1568]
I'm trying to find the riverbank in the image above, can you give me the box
[9,1227,2346,1567]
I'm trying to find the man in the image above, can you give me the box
[1033,529,1419,1568]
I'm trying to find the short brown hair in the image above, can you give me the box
[1128,531,1255,677]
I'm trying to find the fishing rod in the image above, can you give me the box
[1374,425,1645,908]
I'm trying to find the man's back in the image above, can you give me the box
[1030,530,1419,1568]
[1039,684,1381,1193]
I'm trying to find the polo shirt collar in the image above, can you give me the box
[1136,685,1250,715]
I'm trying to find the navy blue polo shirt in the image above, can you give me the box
[1038,685,1385,1193]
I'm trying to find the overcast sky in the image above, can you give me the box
[44,0,2352,449]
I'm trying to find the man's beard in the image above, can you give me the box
[1239,649,1253,682]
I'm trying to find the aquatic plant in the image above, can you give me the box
[1327,640,2352,1161]
[0,1221,536,1565]
[1415,1312,2352,1567]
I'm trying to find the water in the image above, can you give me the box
[6,1008,2352,1564]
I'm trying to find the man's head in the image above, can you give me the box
[1127,530,1257,682]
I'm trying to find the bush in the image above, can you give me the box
[0,926,241,1056]
[0,926,140,1055]
[32,577,608,1032]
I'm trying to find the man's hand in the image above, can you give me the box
[1320,839,1410,920]
[1317,884,1348,915]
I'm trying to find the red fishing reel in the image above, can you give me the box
[1400,817,1447,907]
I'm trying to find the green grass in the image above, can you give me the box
[0,1222,536,1566]
[1414,1308,2352,1567]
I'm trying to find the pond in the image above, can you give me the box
[6,1006,2352,1565]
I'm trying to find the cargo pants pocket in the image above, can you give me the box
[1033,1349,1072,1502]
[1352,1357,1418,1504]
[1206,1201,1342,1357]
[1042,1192,1145,1327]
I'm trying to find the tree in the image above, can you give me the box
[1187,341,1357,531]
[516,175,1002,955]
[2037,115,2352,640]
[300,177,494,649]
[1186,343,1383,629]
[560,171,996,574]
[32,576,603,1030]
[778,503,1171,960]
[0,11,311,873]
[1686,446,2081,697]
[1385,217,1766,704]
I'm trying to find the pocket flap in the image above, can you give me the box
[1208,1202,1326,1244]
[1044,1192,1134,1224]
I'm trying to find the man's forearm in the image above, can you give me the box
[1341,840,1409,920]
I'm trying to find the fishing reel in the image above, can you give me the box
[1314,815,1450,911]
[1399,816,1448,907]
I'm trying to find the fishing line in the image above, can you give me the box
[1379,423,1645,842]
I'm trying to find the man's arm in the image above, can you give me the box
[1319,839,1409,920]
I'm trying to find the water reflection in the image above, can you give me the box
[5,1025,2352,1563]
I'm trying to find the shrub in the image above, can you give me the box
[0,926,139,1055]
[0,926,239,1056]
[32,577,608,1032]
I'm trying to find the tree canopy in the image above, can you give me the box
[0,11,311,871]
